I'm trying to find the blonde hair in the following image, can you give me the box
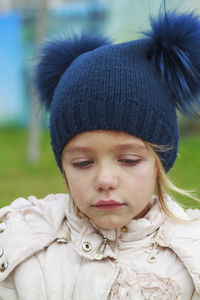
[148,143,200,222]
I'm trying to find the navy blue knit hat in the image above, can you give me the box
[35,11,200,172]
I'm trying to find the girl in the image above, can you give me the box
[0,9,200,300]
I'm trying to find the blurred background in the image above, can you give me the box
[0,0,200,209]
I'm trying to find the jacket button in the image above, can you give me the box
[121,225,129,232]
[0,261,8,272]
[82,242,92,252]
[0,249,3,258]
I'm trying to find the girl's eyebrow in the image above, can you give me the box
[113,143,148,152]
[64,146,93,153]
[64,143,147,154]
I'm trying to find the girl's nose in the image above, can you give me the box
[94,168,119,191]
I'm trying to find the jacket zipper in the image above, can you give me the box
[95,238,108,260]
[146,229,165,263]
[148,241,159,263]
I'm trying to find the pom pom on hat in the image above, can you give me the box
[144,11,200,117]
[34,34,110,110]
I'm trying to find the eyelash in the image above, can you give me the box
[72,160,94,168]
[72,159,141,168]
[119,159,141,166]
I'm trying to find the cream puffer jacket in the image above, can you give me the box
[0,194,200,300]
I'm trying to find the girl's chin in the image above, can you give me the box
[90,218,130,230]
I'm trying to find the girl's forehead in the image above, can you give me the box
[64,130,148,152]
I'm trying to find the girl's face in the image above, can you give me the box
[62,130,157,229]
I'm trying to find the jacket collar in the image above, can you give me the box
[65,196,165,260]
[65,195,200,296]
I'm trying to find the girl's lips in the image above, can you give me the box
[92,200,125,210]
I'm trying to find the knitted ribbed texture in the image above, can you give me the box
[50,39,178,172]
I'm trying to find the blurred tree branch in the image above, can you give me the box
[28,0,48,163]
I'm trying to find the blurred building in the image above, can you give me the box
[0,0,109,126]
[0,0,71,11]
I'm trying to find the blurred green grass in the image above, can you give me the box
[0,128,200,209]
[0,127,66,208]
[168,133,200,209]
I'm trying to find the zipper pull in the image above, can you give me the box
[148,242,159,263]
[95,238,108,260]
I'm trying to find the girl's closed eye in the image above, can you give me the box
[118,156,141,166]
[72,160,94,168]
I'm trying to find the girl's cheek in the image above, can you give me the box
[68,175,88,194]
[129,164,157,187]
[126,163,148,177]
